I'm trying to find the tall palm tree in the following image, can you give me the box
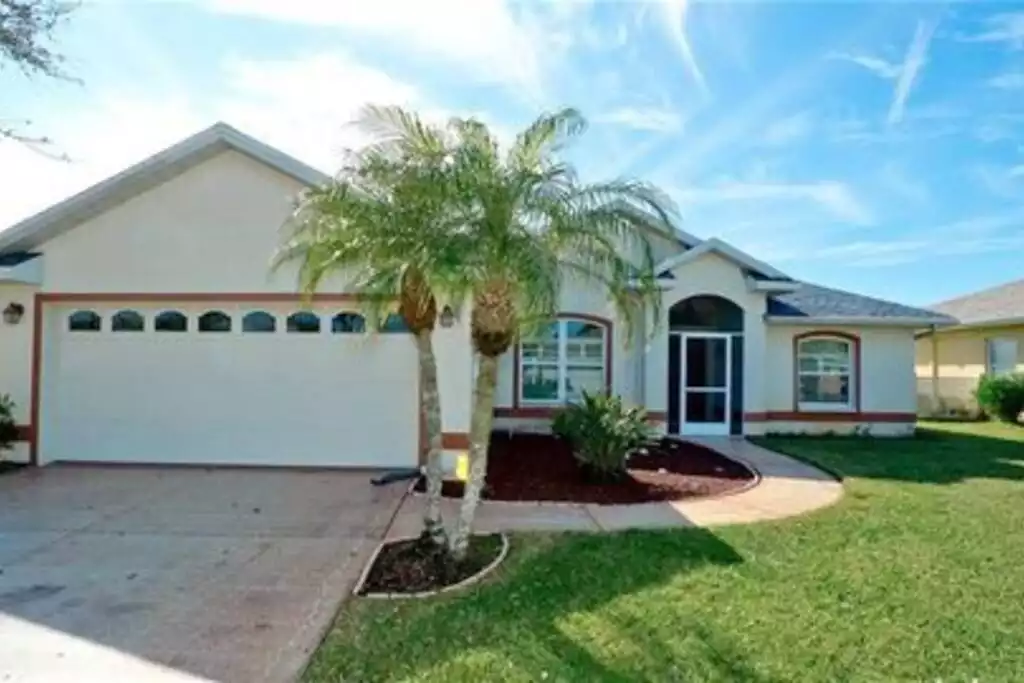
[275,108,463,545]
[441,109,678,558]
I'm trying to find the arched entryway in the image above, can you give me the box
[667,295,744,436]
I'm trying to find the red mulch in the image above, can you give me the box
[416,432,755,504]
[358,533,504,595]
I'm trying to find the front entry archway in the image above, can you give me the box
[667,295,744,436]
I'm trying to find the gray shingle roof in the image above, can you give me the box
[0,252,38,267]
[929,278,1024,326]
[769,283,956,322]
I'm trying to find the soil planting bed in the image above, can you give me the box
[416,432,755,504]
[358,534,505,595]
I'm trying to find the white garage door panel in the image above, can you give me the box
[41,308,418,467]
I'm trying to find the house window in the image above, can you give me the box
[111,310,144,332]
[154,311,188,332]
[198,311,232,333]
[242,311,276,333]
[797,336,854,410]
[987,338,1019,375]
[332,312,366,333]
[287,311,321,333]
[519,318,607,404]
[68,310,101,332]
[380,313,409,333]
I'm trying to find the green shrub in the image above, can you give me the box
[552,392,651,480]
[0,394,17,454]
[975,374,1024,423]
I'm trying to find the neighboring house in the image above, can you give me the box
[915,279,1024,416]
[0,123,952,469]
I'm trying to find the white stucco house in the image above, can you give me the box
[0,123,954,469]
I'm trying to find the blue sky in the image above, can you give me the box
[2,1,1023,306]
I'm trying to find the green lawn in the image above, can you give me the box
[306,421,1024,683]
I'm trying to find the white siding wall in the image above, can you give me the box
[0,284,35,463]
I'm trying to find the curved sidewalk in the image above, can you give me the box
[386,438,843,538]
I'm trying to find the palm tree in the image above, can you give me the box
[275,107,463,545]
[440,109,678,558]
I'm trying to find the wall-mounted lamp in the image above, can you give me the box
[439,304,457,329]
[2,303,24,326]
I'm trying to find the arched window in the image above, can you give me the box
[198,311,232,333]
[242,311,276,333]
[519,317,608,404]
[111,310,144,332]
[287,311,321,333]
[332,312,366,333]
[796,335,855,410]
[68,310,101,332]
[154,311,188,332]
[380,313,409,333]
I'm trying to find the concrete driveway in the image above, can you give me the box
[0,465,407,683]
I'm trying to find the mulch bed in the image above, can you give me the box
[415,432,755,504]
[358,534,505,595]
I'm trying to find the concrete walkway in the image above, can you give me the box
[387,438,842,537]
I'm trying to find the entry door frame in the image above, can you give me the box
[677,331,732,436]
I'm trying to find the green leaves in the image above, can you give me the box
[551,392,651,477]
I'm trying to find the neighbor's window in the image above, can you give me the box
[198,311,232,333]
[797,336,854,410]
[332,312,366,333]
[519,318,607,404]
[987,338,1019,375]
[154,311,187,332]
[111,310,144,332]
[287,311,321,333]
[242,311,276,333]
[380,313,409,333]
[68,310,101,332]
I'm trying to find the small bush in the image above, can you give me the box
[975,374,1024,423]
[552,392,651,480]
[0,394,18,454]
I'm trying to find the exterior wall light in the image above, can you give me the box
[2,302,24,326]
[439,305,457,328]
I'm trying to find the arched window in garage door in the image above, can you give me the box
[242,311,276,333]
[198,311,232,333]
[111,310,145,332]
[68,310,101,332]
[154,311,188,332]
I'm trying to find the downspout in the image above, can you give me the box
[929,325,940,416]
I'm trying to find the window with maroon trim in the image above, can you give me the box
[796,336,854,410]
[519,319,607,404]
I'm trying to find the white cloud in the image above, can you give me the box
[971,165,1022,199]
[987,72,1024,89]
[197,0,560,100]
[676,180,874,225]
[594,106,684,133]
[957,12,1024,49]
[888,19,938,125]
[1010,165,1024,178]
[760,111,813,146]
[659,0,708,94]
[828,52,902,79]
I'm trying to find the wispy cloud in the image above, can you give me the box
[676,180,874,225]
[760,111,813,146]
[595,106,684,133]
[971,164,1024,199]
[829,19,939,126]
[956,11,1024,49]
[828,52,902,79]
[888,20,939,125]
[659,0,708,94]
[987,72,1024,89]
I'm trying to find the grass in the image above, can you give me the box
[305,421,1024,683]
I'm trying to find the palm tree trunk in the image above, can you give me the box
[449,353,498,560]
[414,329,445,545]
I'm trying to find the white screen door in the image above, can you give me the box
[681,333,731,436]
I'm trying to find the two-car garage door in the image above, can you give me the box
[37,302,419,468]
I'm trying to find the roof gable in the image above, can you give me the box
[930,278,1024,326]
[0,123,328,253]
[654,237,792,282]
